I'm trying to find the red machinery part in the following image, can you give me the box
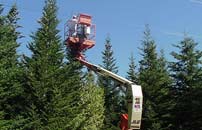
[78,13,92,26]
[65,13,96,60]
[120,114,128,130]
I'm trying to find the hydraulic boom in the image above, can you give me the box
[78,58,143,130]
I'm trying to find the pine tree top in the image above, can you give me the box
[101,36,118,73]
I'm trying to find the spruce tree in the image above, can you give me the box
[124,53,138,116]
[0,4,26,129]
[49,53,85,130]
[77,72,105,130]
[100,37,118,73]
[126,53,138,84]
[138,25,172,130]
[22,0,64,129]
[60,61,105,130]
[99,36,121,130]
[169,36,202,130]
[157,50,174,129]
[45,62,83,130]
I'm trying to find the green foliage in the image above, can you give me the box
[22,0,65,129]
[49,51,105,129]
[100,37,118,73]
[99,36,123,130]
[127,53,138,84]
[169,36,202,130]
[76,72,105,130]
[50,61,84,130]
[0,4,27,129]
[139,25,173,130]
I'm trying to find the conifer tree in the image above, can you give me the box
[123,53,139,115]
[60,55,105,130]
[138,25,172,130]
[169,36,202,130]
[99,36,121,130]
[45,62,83,130]
[22,0,65,129]
[127,53,138,84]
[77,72,105,130]
[0,4,26,129]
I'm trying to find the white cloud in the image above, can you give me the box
[162,31,185,37]
[189,0,202,5]
[162,31,201,38]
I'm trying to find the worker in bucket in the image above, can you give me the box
[68,15,78,37]
[84,25,91,39]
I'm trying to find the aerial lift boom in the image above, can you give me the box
[78,58,143,130]
[65,13,143,130]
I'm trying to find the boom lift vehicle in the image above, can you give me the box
[65,13,143,130]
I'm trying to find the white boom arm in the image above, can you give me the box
[78,59,143,129]
[92,64,133,85]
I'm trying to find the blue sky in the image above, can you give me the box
[1,0,202,76]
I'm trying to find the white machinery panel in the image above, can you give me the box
[128,85,143,129]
